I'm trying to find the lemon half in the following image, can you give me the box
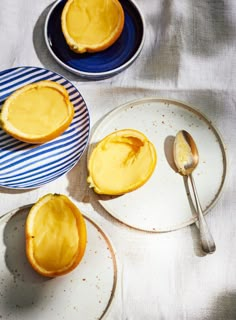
[87,129,157,195]
[25,194,87,277]
[1,80,74,144]
[61,0,125,53]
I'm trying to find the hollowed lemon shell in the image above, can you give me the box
[25,194,87,277]
[61,0,125,53]
[0,80,74,144]
[87,129,157,195]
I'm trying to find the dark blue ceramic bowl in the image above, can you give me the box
[44,0,145,79]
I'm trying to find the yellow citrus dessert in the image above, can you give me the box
[0,80,74,144]
[61,0,125,53]
[25,194,87,277]
[87,129,157,195]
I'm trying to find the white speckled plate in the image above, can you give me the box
[0,206,117,320]
[87,98,227,232]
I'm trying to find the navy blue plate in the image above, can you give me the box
[44,0,145,79]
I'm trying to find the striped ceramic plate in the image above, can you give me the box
[0,66,90,189]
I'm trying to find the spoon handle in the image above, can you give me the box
[189,174,216,254]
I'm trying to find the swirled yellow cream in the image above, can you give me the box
[87,129,157,195]
[25,194,87,277]
[1,80,74,144]
[61,0,125,53]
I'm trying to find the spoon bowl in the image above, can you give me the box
[173,130,216,254]
[173,130,199,175]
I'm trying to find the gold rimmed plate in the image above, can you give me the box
[0,205,117,319]
[87,98,227,232]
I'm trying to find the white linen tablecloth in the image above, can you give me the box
[1,0,236,319]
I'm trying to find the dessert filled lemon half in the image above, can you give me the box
[25,194,87,277]
[87,129,157,195]
[61,0,125,53]
[0,80,74,144]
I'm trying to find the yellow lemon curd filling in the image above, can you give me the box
[87,129,157,195]
[8,87,69,136]
[31,197,79,271]
[26,194,87,277]
[61,0,124,53]
[1,81,74,144]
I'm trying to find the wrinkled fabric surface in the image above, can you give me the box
[1,0,236,319]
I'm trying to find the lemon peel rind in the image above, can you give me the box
[25,193,87,277]
[87,129,157,195]
[61,0,125,54]
[1,80,74,144]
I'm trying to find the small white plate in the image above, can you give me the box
[0,206,117,320]
[87,98,227,232]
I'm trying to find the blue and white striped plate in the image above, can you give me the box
[0,66,90,189]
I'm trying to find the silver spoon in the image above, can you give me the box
[173,130,216,254]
